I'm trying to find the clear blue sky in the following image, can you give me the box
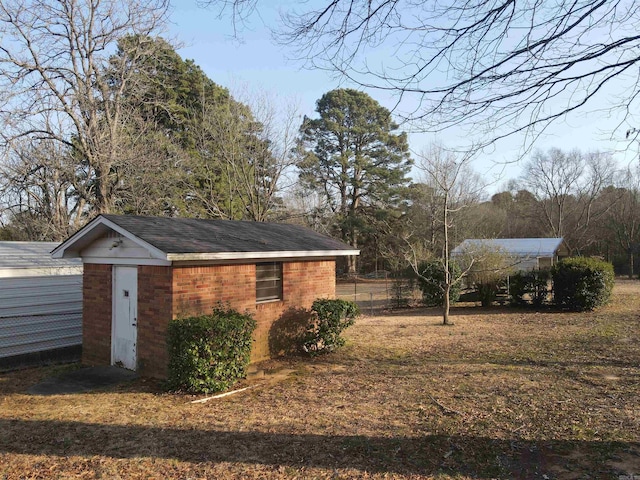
[169,2,638,193]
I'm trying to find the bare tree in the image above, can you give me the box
[0,138,84,240]
[215,89,298,221]
[0,0,170,215]
[113,120,185,217]
[240,91,300,221]
[202,0,640,148]
[520,148,619,252]
[408,143,485,324]
[199,0,258,36]
[279,185,334,232]
[178,88,298,222]
[604,166,640,277]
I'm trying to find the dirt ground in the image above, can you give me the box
[0,280,638,479]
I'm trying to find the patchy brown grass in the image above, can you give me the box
[1,280,639,479]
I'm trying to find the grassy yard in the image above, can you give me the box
[1,281,639,479]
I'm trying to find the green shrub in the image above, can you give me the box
[303,299,359,356]
[509,271,529,306]
[415,260,461,307]
[531,270,552,307]
[475,280,500,307]
[509,269,551,307]
[167,307,257,393]
[552,257,615,311]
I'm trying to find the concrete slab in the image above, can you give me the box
[27,365,137,395]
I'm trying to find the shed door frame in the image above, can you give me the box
[111,265,138,370]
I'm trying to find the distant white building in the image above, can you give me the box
[451,238,569,271]
[0,241,82,277]
[0,242,83,367]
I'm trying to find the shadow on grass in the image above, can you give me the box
[0,418,636,478]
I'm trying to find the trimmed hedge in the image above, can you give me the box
[303,299,359,356]
[415,260,462,307]
[167,307,257,393]
[552,257,614,311]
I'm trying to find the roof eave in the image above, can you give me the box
[166,250,360,262]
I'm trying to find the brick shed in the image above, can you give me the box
[52,215,358,378]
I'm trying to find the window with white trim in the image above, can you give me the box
[256,262,282,302]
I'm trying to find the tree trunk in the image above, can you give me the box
[347,254,357,276]
[93,166,112,215]
[442,189,451,325]
[442,283,451,325]
[629,251,634,279]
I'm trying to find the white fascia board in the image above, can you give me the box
[52,216,168,261]
[82,257,171,266]
[166,249,360,262]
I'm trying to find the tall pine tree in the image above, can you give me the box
[298,89,411,274]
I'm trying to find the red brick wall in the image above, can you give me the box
[172,264,255,318]
[258,260,336,360]
[283,260,336,303]
[82,264,112,366]
[171,260,336,364]
[137,265,173,378]
[82,259,337,378]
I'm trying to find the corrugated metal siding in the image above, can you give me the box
[0,275,82,359]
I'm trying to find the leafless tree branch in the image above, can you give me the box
[204,0,640,150]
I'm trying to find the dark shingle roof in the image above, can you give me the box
[101,215,353,254]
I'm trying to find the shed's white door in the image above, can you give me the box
[112,266,138,370]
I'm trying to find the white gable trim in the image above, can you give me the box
[100,218,168,260]
[52,216,168,261]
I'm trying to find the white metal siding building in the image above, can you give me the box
[0,242,83,366]
[451,238,569,271]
